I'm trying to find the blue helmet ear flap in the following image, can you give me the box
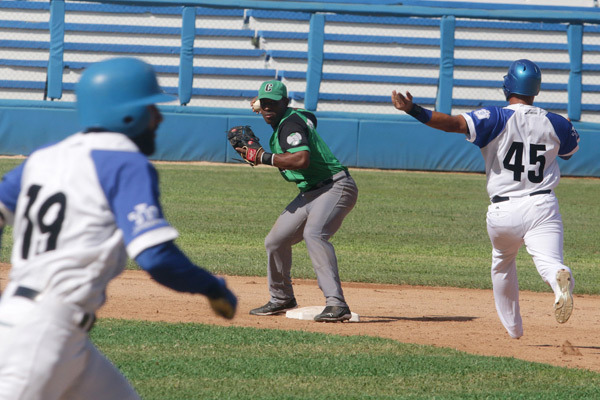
[502,59,541,100]
[76,57,176,137]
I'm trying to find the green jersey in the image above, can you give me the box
[269,108,346,192]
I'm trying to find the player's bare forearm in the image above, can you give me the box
[272,150,310,170]
[391,90,468,134]
[426,111,468,134]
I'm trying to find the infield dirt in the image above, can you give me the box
[1,264,599,372]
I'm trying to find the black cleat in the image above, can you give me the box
[314,306,352,322]
[249,298,298,316]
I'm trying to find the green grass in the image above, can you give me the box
[1,160,598,293]
[155,163,600,294]
[2,159,600,398]
[93,319,600,400]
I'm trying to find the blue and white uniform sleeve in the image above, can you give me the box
[0,161,26,226]
[91,150,178,258]
[462,107,515,148]
[92,150,230,299]
[545,112,580,157]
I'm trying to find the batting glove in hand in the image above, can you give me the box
[207,277,237,319]
[227,125,265,166]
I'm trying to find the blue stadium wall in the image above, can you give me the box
[0,99,597,176]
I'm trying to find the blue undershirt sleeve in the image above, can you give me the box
[135,240,222,298]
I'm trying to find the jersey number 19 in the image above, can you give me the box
[21,184,67,260]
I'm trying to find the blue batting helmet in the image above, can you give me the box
[76,57,175,138]
[502,59,542,100]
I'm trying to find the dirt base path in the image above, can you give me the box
[2,265,599,372]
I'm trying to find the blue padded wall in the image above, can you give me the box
[0,101,597,177]
[0,104,76,154]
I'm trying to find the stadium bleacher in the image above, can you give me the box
[1,0,600,119]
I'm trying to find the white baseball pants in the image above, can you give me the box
[486,192,574,339]
[0,283,140,400]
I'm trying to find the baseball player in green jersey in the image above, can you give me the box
[246,80,358,322]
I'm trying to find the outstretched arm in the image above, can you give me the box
[391,90,469,134]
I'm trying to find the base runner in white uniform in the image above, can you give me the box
[0,57,237,399]
[391,59,580,339]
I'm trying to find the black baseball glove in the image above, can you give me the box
[227,125,265,166]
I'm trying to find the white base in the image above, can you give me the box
[286,306,360,322]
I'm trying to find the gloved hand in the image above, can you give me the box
[227,125,265,166]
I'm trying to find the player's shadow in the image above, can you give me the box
[529,343,600,354]
[531,344,600,349]
[357,315,477,323]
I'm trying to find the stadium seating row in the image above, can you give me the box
[1,1,599,118]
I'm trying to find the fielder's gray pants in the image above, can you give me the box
[265,171,358,307]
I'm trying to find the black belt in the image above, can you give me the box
[305,170,350,192]
[13,286,96,332]
[491,189,551,204]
